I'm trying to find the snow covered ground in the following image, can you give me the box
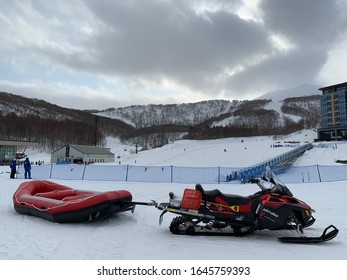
[0,130,346,279]
[105,130,315,168]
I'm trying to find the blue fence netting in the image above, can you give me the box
[15,162,347,184]
[13,143,347,184]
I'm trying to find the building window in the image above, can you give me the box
[0,145,16,162]
[65,146,70,158]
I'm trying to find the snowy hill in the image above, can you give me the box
[257,84,321,102]
[1,85,321,128]
[94,84,321,129]
[107,130,317,168]
[1,86,321,152]
[96,100,237,128]
[22,129,317,168]
[259,84,321,128]
[0,91,134,151]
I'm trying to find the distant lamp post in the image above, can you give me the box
[94,116,99,146]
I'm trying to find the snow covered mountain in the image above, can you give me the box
[0,84,322,150]
[95,85,321,129]
[257,84,320,102]
[96,100,239,128]
[95,84,321,131]
[0,91,134,151]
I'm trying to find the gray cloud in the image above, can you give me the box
[226,49,328,94]
[261,0,346,46]
[225,0,347,95]
[79,0,347,97]
[79,0,271,93]
[1,0,347,108]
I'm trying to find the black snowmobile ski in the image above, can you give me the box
[278,225,339,244]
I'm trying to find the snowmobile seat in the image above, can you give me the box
[218,193,259,206]
[195,184,204,192]
[195,184,221,201]
[195,183,259,206]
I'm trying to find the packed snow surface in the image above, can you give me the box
[0,130,346,260]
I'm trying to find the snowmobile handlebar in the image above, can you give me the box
[248,178,267,191]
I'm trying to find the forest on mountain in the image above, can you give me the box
[281,95,321,129]
[0,91,321,151]
[0,92,134,151]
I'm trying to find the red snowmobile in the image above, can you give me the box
[157,167,338,243]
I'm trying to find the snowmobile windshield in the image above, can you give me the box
[266,166,293,197]
[270,181,293,197]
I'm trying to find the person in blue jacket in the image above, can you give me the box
[24,157,32,179]
[9,159,16,179]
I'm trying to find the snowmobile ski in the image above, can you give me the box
[278,225,339,244]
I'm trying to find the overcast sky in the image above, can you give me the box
[1,0,347,110]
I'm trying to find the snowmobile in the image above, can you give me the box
[157,167,339,243]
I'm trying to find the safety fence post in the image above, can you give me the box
[171,165,173,183]
[49,164,53,179]
[81,164,87,180]
[125,165,129,182]
[317,164,322,182]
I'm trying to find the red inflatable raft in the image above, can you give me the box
[13,180,134,222]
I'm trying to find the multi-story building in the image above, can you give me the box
[318,82,347,141]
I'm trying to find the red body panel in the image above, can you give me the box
[260,193,311,209]
[214,196,254,213]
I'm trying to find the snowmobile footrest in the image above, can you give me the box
[278,225,339,244]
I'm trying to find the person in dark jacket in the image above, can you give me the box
[9,159,16,179]
[24,157,32,179]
